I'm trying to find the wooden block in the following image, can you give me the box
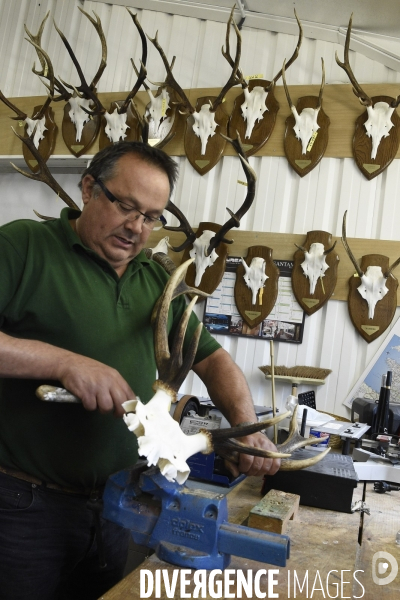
[248,489,300,534]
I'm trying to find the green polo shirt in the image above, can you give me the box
[0,207,220,488]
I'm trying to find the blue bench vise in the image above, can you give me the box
[102,462,290,570]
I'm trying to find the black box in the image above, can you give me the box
[262,449,358,513]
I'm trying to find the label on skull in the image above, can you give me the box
[307,131,318,152]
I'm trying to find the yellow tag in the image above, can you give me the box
[222,97,226,103]
[161,98,167,117]
[245,74,264,80]
[306,131,318,152]
[18,121,24,127]
[237,180,248,186]
[43,64,48,78]
[259,287,264,305]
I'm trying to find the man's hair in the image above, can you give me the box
[78,141,179,198]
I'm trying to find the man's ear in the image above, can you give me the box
[81,175,95,205]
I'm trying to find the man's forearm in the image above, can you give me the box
[193,347,258,426]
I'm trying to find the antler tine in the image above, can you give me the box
[24,38,55,119]
[316,57,326,110]
[221,5,247,89]
[205,132,256,256]
[341,210,363,277]
[324,240,337,255]
[24,11,50,76]
[0,90,27,121]
[335,14,372,107]
[148,31,194,114]
[118,10,148,114]
[294,243,308,253]
[53,19,106,116]
[10,126,80,211]
[163,199,197,252]
[385,256,400,278]
[281,59,294,109]
[153,258,203,396]
[77,7,107,90]
[269,9,303,89]
[211,12,242,111]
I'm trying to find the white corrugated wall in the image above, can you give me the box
[1,0,400,417]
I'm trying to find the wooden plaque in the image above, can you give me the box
[184,97,228,175]
[181,222,229,300]
[22,106,57,173]
[146,87,183,149]
[98,101,141,151]
[234,246,279,328]
[348,254,398,343]
[291,230,339,316]
[228,80,279,156]
[62,101,100,158]
[353,96,400,180]
[284,97,330,177]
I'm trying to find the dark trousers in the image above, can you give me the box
[0,472,130,600]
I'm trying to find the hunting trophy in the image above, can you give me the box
[228,9,303,156]
[336,14,400,180]
[291,231,339,316]
[283,58,330,177]
[234,246,280,328]
[342,211,400,342]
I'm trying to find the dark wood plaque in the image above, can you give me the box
[348,254,398,343]
[184,97,228,175]
[291,230,339,316]
[181,222,229,299]
[228,80,279,156]
[284,97,330,177]
[234,246,279,328]
[23,106,57,173]
[353,96,400,180]
[62,101,100,158]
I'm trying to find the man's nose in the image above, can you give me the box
[124,212,145,232]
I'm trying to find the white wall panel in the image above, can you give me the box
[1,0,400,418]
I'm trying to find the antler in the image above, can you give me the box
[221,5,247,90]
[211,8,243,111]
[117,9,148,114]
[267,9,303,91]
[53,9,107,116]
[147,31,194,115]
[205,132,256,256]
[10,126,80,211]
[0,90,27,121]
[163,200,197,252]
[341,211,363,277]
[335,14,372,107]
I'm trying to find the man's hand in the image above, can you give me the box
[225,432,281,478]
[57,355,135,417]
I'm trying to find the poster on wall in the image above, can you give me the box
[343,316,400,409]
[202,257,305,343]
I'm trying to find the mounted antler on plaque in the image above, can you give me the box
[342,211,400,342]
[228,9,303,156]
[283,57,330,177]
[291,231,339,316]
[148,9,243,175]
[163,133,256,298]
[336,14,400,180]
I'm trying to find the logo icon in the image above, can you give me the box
[372,551,398,586]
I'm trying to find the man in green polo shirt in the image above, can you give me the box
[0,142,280,599]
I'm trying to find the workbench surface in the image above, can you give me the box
[101,477,400,600]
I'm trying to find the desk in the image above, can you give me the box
[101,477,400,600]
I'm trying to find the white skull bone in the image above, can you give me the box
[240,86,269,139]
[25,115,47,149]
[104,109,130,143]
[291,106,320,154]
[191,104,218,155]
[364,102,395,160]
[68,96,94,142]
[189,230,219,287]
[300,243,329,295]
[357,266,389,319]
[146,88,170,132]
[241,257,268,304]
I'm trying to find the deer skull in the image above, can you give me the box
[25,115,47,149]
[291,106,320,154]
[300,243,329,295]
[357,266,389,319]
[68,96,94,142]
[189,230,219,286]
[241,257,268,304]
[364,102,395,159]
[104,108,130,143]
[192,104,218,155]
[241,87,269,139]
[146,88,170,132]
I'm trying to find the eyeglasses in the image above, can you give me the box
[94,178,167,231]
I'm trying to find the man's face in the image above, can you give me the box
[77,154,170,275]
